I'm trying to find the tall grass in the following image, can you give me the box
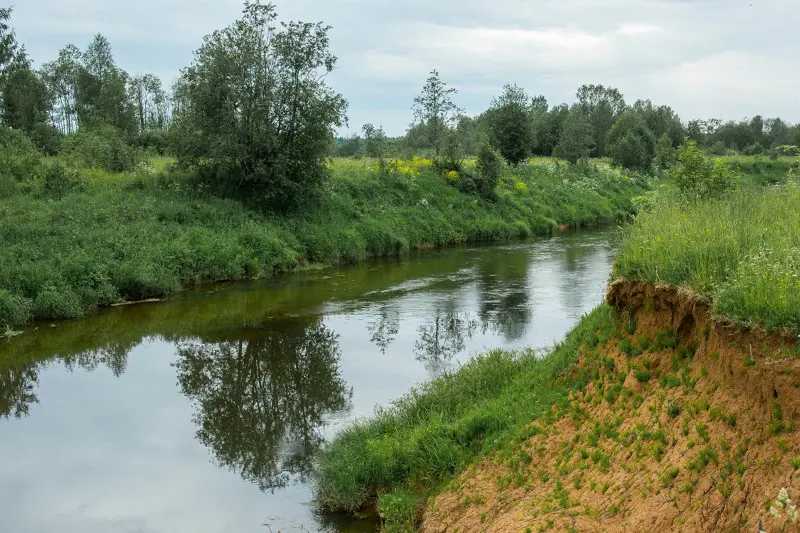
[614,183,800,332]
[0,158,644,326]
[313,305,615,513]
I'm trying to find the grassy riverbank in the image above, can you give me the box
[614,182,800,332]
[313,305,615,515]
[314,167,800,531]
[0,158,644,327]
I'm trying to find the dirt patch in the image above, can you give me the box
[421,280,800,533]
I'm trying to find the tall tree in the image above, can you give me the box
[534,103,569,156]
[76,34,136,134]
[554,107,595,164]
[173,0,347,209]
[2,66,57,152]
[412,69,462,156]
[606,110,656,171]
[0,7,27,119]
[41,44,82,134]
[128,73,167,131]
[575,84,626,157]
[487,83,534,165]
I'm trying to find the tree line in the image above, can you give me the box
[2,2,799,211]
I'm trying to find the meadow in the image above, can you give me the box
[614,182,800,332]
[0,157,645,328]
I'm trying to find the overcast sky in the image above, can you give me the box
[11,0,800,136]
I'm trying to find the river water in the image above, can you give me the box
[0,228,617,533]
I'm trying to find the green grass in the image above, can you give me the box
[614,183,800,332]
[717,155,798,186]
[312,305,615,513]
[0,157,644,326]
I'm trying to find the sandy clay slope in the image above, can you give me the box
[422,280,800,533]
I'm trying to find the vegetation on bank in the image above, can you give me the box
[313,306,615,521]
[615,181,800,333]
[0,156,643,327]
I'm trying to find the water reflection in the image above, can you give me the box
[414,311,478,374]
[0,228,617,533]
[174,317,352,491]
[0,362,38,418]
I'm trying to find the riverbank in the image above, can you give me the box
[0,157,644,327]
[314,180,800,531]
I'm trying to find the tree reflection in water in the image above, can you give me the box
[174,316,352,491]
[414,310,478,374]
[0,362,39,419]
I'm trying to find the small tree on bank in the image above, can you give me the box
[412,69,461,157]
[362,123,387,169]
[173,0,347,209]
[487,83,534,165]
[554,108,595,164]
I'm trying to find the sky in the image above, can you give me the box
[11,0,800,136]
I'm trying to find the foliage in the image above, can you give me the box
[412,69,462,157]
[554,108,595,164]
[62,123,138,172]
[475,141,503,199]
[377,489,417,532]
[313,306,615,512]
[670,141,738,199]
[362,123,388,164]
[575,84,626,157]
[2,65,58,153]
[0,125,41,196]
[606,110,656,172]
[42,160,83,199]
[614,183,800,332]
[173,1,347,209]
[487,83,534,165]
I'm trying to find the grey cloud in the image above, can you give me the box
[12,0,800,135]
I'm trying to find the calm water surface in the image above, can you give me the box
[0,228,617,533]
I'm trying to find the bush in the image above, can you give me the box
[475,142,502,199]
[62,124,138,172]
[42,161,84,199]
[34,285,84,320]
[376,489,416,532]
[0,290,34,326]
[670,141,738,199]
[0,125,41,196]
[742,142,765,156]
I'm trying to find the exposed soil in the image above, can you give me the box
[421,280,800,533]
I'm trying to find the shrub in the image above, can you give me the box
[0,125,41,196]
[63,124,138,172]
[34,285,84,320]
[671,141,738,199]
[0,290,34,326]
[376,489,416,532]
[42,161,83,199]
[475,142,502,199]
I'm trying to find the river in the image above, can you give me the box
[0,227,617,533]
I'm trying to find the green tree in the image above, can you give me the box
[553,108,595,164]
[475,140,502,199]
[40,44,82,134]
[0,7,25,98]
[76,34,136,134]
[631,100,684,147]
[412,69,462,157]
[487,83,534,165]
[128,73,167,132]
[606,110,656,171]
[671,140,738,199]
[575,84,626,156]
[534,103,569,156]
[173,1,347,209]
[362,123,388,168]
[1,66,58,153]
